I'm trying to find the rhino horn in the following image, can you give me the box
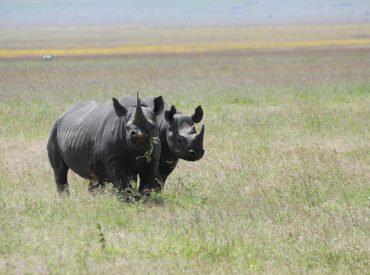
[133,92,148,124]
[194,125,204,146]
[188,125,196,134]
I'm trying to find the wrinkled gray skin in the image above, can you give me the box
[47,94,164,196]
[118,96,205,191]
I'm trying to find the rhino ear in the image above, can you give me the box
[165,105,176,124]
[112,97,127,117]
[191,105,203,123]
[153,96,164,115]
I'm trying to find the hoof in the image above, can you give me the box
[140,188,152,197]
[88,187,102,196]
[58,189,70,198]
[57,184,69,198]
[132,191,142,201]
[119,188,136,203]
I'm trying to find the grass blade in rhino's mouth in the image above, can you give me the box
[136,137,159,163]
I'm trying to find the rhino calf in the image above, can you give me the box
[47,94,164,196]
[118,96,205,191]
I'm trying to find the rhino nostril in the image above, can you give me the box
[130,131,137,137]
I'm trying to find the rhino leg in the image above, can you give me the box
[88,179,105,194]
[154,173,165,192]
[138,160,160,195]
[47,124,70,196]
[129,174,138,184]
[53,163,69,196]
[48,154,69,196]
[155,157,179,191]
[105,160,130,193]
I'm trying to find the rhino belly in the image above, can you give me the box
[60,136,95,179]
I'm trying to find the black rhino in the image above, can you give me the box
[47,94,164,196]
[118,96,205,191]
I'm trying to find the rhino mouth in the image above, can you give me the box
[177,148,204,161]
[133,136,150,143]
[128,136,159,152]
[130,137,151,147]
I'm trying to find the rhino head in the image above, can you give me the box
[112,93,164,150]
[164,105,205,161]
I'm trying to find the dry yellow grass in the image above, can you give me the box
[1,39,370,58]
[1,24,370,57]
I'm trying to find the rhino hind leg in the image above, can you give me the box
[47,125,70,196]
[49,150,69,196]
[54,164,69,196]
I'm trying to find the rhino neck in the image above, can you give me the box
[159,119,170,154]
[112,116,126,142]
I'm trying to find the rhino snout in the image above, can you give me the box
[188,148,204,160]
[189,149,203,156]
[130,130,147,139]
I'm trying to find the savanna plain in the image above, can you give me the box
[0,25,369,274]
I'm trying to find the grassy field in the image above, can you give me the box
[0,25,370,273]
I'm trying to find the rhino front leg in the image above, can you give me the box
[88,179,105,195]
[138,160,161,195]
[105,160,131,194]
[153,173,165,192]
[156,156,179,191]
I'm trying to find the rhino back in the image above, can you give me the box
[143,97,171,122]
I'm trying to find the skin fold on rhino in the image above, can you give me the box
[46,94,164,197]
[117,96,205,192]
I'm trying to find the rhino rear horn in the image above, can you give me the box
[112,97,127,117]
[188,125,196,134]
[191,105,203,123]
[153,96,164,115]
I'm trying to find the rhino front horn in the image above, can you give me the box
[195,125,205,146]
[133,92,147,123]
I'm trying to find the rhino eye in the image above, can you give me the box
[177,138,182,144]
